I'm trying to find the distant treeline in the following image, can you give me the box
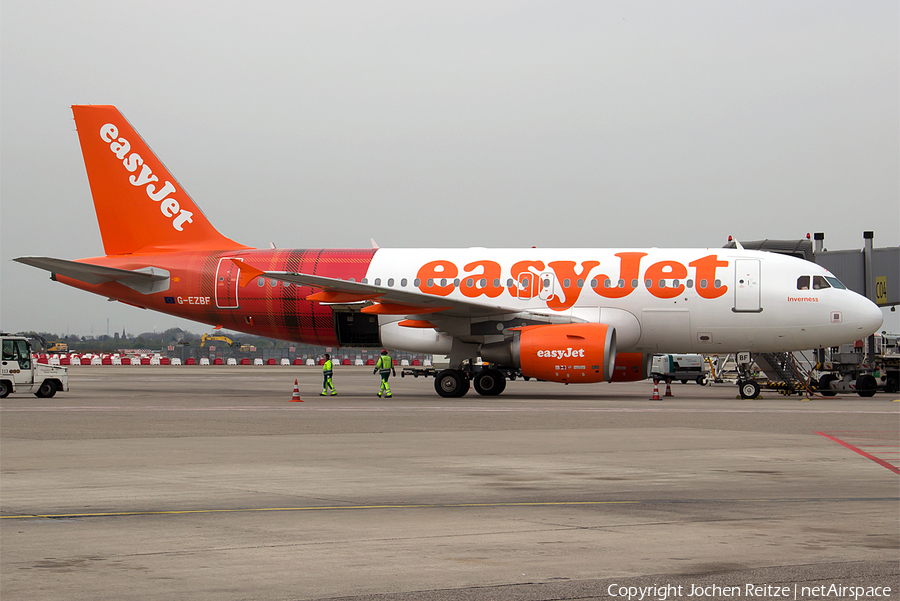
[15,328,291,354]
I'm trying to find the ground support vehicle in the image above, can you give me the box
[881,354,899,393]
[810,336,899,397]
[650,354,707,385]
[1,334,69,398]
[815,355,891,397]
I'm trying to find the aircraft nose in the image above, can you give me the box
[854,296,884,336]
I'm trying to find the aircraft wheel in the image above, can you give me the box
[817,374,837,397]
[474,369,506,396]
[856,374,877,398]
[435,370,469,398]
[738,380,760,399]
[0,380,10,398]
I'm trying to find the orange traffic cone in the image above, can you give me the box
[290,379,303,402]
[664,380,674,397]
[650,380,661,401]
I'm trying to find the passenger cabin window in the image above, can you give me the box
[797,276,810,290]
[813,275,831,290]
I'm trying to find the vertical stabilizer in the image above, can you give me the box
[72,105,249,255]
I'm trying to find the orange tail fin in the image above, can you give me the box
[72,105,250,256]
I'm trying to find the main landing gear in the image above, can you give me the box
[434,369,469,398]
[433,367,508,398]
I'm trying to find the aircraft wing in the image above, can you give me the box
[234,260,535,319]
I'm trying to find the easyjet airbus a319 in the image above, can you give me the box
[16,105,883,397]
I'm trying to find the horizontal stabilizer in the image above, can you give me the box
[15,256,169,294]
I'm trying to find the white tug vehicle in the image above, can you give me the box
[0,334,69,398]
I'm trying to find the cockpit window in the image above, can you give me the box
[812,275,831,290]
[796,275,810,290]
[825,276,846,290]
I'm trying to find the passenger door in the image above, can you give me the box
[215,257,241,309]
[734,259,761,313]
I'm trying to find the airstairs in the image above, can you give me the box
[754,352,815,395]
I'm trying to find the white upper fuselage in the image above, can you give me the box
[364,247,883,354]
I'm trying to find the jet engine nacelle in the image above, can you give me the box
[609,352,653,382]
[481,323,616,384]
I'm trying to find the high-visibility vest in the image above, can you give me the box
[376,355,393,373]
[323,359,333,375]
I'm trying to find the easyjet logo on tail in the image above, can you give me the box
[99,124,194,231]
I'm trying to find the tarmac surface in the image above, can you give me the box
[1,366,898,601]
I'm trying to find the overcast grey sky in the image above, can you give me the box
[2,0,898,337]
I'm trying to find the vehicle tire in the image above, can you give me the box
[474,369,507,396]
[739,380,760,400]
[885,377,899,394]
[35,380,57,398]
[817,374,838,397]
[696,375,707,386]
[856,374,877,398]
[0,380,10,399]
[435,370,468,398]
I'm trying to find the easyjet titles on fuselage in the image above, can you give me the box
[99,123,194,232]
[412,252,730,310]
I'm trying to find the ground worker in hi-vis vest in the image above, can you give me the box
[374,349,396,398]
[321,353,336,396]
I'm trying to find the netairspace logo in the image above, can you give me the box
[605,582,893,600]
